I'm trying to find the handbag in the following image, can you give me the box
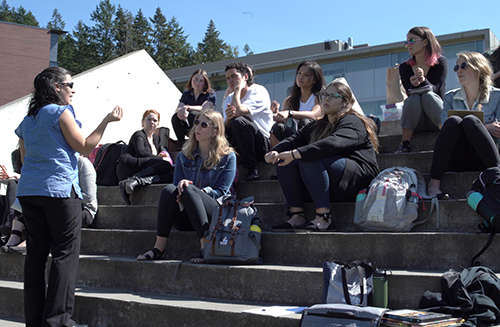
[386,65,407,104]
[322,261,374,306]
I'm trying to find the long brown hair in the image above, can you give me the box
[286,61,325,111]
[310,82,379,153]
[406,26,442,67]
[182,110,234,169]
[185,69,213,94]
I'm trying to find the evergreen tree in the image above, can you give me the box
[131,9,151,54]
[243,44,254,56]
[113,5,134,57]
[0,0,13,22]
[89,0,116,64]
[46,8,65,30]
[164,16,195,69]
[63,20,100,74]
[196,20,237,64]
[149,7,169,70]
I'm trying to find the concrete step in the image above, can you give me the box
[380,119,402,136]
[378,132,437,154]
[93,197,483,233]
[97,171,480,208]
[0,280,301,327]
[72,229,500,271]
[0,255,446,310]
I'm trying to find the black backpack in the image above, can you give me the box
[93,141,128,186]
[468,167,500,266]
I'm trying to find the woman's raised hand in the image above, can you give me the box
[107,105,123,122]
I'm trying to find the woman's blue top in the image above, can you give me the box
[15,104,82,198]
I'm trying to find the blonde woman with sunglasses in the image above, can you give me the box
[265,82,379,231]
[137,110,236,262]
[396,26,448,153]
[427,52,500,198]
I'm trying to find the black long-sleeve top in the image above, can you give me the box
[399,56,448,100]
[273,114,379,198]
[126,129,161,158]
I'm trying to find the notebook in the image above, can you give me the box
[447,110,484,123]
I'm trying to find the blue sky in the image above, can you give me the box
[6,0,500,55]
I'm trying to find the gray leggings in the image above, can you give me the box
[400,91,443,133]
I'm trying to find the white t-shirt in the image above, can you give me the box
[224,84,273,139]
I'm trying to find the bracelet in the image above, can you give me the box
[291,150,296,160]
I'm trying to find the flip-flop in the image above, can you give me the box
[189,250,205,264]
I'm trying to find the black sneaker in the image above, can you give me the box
[245,169,260,181]
[394,140,411,153]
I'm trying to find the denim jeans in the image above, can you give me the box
[276,155,348,209]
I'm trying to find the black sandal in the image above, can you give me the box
[272,210,306,229]
[300,212,336,231]
[189,250,206,263]
[394,140,411,154]
[0,230,23,254]
[137,247,165,261]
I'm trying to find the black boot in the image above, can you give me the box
[125,175,160,194]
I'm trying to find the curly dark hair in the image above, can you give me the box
[225,62,254,86]
[28,66,71,117]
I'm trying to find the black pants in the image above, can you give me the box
[116,154,173,182]
[430,115,500,180]
[157,184,218,240]
[19,188,82,327]
[171,111,197,147]
[227,116,270,170]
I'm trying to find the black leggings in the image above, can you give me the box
[116,154,173,182]
[157,184,218,240]
[430,115,500,180]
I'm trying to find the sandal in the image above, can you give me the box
[190,250,206,263]
[0,230,23,254]
[272,210,306,229]
[394,140,411,154]
[137,247,165,261]
[299,212,336,231]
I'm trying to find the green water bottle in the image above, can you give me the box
[372,269,389,308]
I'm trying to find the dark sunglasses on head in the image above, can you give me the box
[404,38,423,48]
[59,82,74,89]
[194,120,210,129]
[453,62,468,72]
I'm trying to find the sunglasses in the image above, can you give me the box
[453,62,468,72]
[194,120,212,129]
[321,91,343,100]
[404,38,423,48]
[59,82,74,89]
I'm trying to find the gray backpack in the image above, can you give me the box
[203,196,262,264]
[354,166,438,231]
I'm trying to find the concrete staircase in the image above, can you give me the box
[1,120,498,326]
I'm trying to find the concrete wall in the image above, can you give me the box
[0,22,52,107]
[0,50,181,172]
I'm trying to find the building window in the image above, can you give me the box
[346,57,373,73]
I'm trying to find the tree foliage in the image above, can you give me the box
[1,0,249,74]
[0,1,38,26]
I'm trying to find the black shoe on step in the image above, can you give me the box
[245,169,260,181]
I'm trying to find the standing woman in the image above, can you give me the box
[270,61,325,148]
[396,26,448,153]
[427,52,500,198]
[138,110,236,262]
[171,69,216,147]
[15,67,122,327]
[265,81,379,231]
[117,110,174,205]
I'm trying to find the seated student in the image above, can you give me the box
[396,26,448,153]
[224,62,273,181]
[0,148,21,244]
[270,61,325,148]
[137,110,236,262]
[427,51,500,198]
[117,109,174,205]
[171,69,217,147]
[1,155,98,254]
[265,81,379,231]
